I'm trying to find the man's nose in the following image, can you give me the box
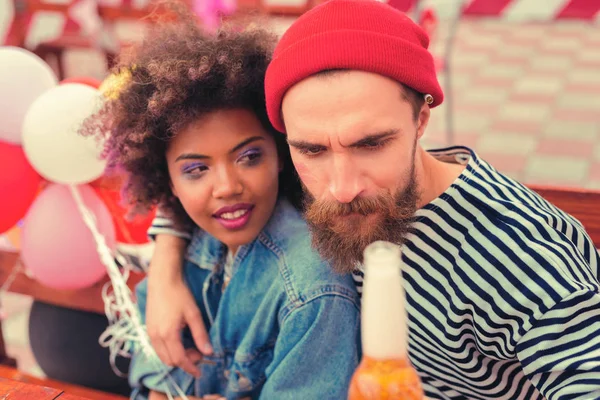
[328,154,365,203]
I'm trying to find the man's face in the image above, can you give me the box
[281,71,430,272]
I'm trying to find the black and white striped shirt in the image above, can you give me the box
[149,147,600,400]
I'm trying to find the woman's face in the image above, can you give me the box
[166,109,280,252]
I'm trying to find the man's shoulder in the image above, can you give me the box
[475,171,595,284]
[470,162,590,246]
[415,155,598,288]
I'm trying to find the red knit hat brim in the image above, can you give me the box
[266,29,444,133]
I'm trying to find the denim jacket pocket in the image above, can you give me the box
[224,346,274,399]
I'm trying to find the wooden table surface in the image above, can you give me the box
[0,366,128,400]
[0,376,91,399]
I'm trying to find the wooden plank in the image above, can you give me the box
[0,251,144,315]
[528,185,600,248]
[0,367,127,400]
[0,377,63,399]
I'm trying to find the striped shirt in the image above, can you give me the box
[148,213,193,241]
[148,147,600,400]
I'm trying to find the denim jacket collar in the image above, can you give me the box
[186,199,299,272]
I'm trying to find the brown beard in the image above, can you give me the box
[303,167,420,274]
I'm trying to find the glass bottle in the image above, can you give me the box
[348,241,424,400]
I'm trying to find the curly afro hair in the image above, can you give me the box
[82,8,302,227]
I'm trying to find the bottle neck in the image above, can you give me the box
[361,260,408,360]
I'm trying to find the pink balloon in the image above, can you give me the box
[193,0,236,32]
[217,0,236,16]
[21,183,116,290]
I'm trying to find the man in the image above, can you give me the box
[145,1,600,399]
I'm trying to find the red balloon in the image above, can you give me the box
[93,185,156,244]
[0,141,43,233]
[60,76,102,89]
[90,165,155,244]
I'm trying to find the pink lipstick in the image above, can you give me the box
[213,203,254,230]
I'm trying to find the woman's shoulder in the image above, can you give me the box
[262,198,308,236]
[258,200,359,305]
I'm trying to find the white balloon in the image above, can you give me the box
[0,46,58,144]
[22,83,107,185]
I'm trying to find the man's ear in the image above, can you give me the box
[416,103,430,140]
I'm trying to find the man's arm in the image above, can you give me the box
[145,212,212,376]
[517,289,600,399]
[147,210,193,241]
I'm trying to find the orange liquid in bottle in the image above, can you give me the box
[348,356,423,400]
[348,241,424,400]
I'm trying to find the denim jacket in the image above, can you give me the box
[129,199,361,399]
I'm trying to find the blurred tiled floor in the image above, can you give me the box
[423,19,600,189]
[55,17,600,189]
[2,13,600,383]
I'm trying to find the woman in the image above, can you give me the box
[84,11,360,400]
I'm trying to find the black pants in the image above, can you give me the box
[29,301,131,396]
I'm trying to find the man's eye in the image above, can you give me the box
[361,138,391,150]
[299,147,324,156]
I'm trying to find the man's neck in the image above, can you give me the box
[415,146,466,209]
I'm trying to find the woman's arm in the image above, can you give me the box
[259,293,361,399]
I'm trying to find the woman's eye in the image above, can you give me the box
[181,163,208,177]
[190,165,208,173]
[239,149,262,165]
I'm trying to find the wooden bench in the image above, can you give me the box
[0,251,144,317]
[0,184,597,395]
[528,185,600,247]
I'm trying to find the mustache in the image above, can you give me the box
[303,190,417,226]
[304,194,390,224]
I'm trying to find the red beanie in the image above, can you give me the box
[265,0,443,133]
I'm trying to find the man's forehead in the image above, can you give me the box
[282,73,409,123]
[282,70,411,147]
